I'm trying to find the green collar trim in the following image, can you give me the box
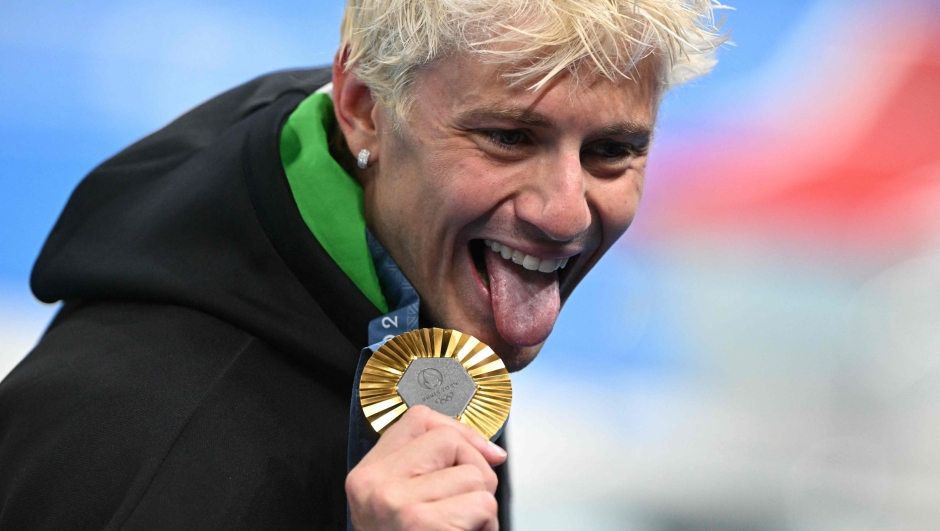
[279,92,389,313]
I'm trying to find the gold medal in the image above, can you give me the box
[359,328,512,440]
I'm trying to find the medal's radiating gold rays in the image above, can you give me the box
[360,328,512,440]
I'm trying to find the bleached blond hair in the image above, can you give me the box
[340,0,728,118]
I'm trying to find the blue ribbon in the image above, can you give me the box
[347,231,421,531]
[365,231,420,347]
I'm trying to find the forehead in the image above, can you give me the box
[407,53,663,127]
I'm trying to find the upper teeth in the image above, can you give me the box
[483,240,569,273]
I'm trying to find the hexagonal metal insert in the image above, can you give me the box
[397,357,477,418]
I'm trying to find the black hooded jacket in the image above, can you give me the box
[0,68,510,530]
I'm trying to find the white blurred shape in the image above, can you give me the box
[786,437,893,531]
[850,251,940,398]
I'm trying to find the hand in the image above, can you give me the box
[346,405,508,531]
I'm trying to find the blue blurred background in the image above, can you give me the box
[2,1,939,529]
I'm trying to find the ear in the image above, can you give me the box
[332,49,381,169]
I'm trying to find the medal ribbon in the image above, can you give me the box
[347,231,420,530]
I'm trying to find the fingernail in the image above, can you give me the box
[488,441,507,458]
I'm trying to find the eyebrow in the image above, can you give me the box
[459,105,554,127]
[596,123,653,139]
[458,105,653,139]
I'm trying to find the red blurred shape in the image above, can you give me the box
[644,10,940,258]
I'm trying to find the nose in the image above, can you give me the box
[513,150,592,242]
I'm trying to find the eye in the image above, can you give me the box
[485,129,527,147]
[581,139,647,177]
[585,141,636,159]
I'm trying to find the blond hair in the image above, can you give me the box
[340,0,728,117]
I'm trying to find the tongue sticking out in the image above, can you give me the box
[484,250,561,347]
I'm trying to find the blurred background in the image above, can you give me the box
[2,0,939,529]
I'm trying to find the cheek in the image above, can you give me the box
[593,176,643,242]
[429,155,507,226]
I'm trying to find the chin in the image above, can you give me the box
[468,322,547,372]
[494,341,543,373]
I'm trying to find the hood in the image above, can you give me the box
[31,67,382,377]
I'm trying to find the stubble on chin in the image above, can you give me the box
[500,343,542,373]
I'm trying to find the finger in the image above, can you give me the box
[364,405,506,466]
[384,424,498,490]
[359,406,438,465]
[403,462,496,503]
[399,491,499,531]
[370,463,494,516]
[348,463,495,527]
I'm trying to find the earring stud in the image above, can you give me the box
[357,149,371,169]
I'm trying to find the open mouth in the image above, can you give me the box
[469,239,575,292]
[468,238,577,348]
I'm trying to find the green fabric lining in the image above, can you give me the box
[279,92,388,313]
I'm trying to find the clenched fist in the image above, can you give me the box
[346,405,508,531]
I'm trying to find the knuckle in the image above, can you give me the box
[396,405,430,430]
[433,424,462,441]
[410,404,431,414]
[476,491,498,514]
[483,466,498,487]
[345,468,367,501]
[462,464,487,489]
[407,404,432,420]
[369,484,401,516]
[397,504,429,529]
[420,405,455,425]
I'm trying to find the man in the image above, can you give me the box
[0,1,724,529]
